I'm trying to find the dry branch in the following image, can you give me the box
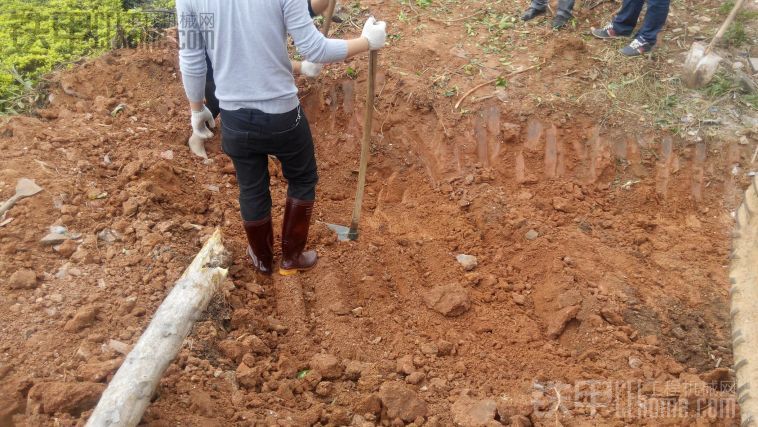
[455,63,542,110]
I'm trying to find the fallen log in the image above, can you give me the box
[87,229,229,427]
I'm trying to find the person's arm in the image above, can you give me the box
[283,0,347,63]
[176,0,207,111]
[346,38,370,58]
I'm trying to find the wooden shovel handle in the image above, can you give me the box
[348,50,377,240]
[707,0,746,53]
[321,0,337,36]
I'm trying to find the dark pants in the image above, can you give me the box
[530,0,575,18]
[612,0,670,45]
[205,54,220,118]
[221,106,319,222]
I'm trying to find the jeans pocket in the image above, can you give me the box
[270,107,302,135]
[220,125,251,157]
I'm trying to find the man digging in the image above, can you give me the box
[176,0,386,277]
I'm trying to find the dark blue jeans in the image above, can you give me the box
[221,106,318,222]
[612,0,670,45]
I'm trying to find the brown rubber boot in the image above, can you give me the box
[279,198,318,276]
[242,216,274,276]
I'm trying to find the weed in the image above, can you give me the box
[702,73,734,98]
[723,20,746,46]
[741,94,758,109]
[346,67,358,79]
[415,0,433,7]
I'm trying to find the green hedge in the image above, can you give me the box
[0,0,175,113]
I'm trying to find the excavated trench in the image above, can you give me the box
[0,47,751,426]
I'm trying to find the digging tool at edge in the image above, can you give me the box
[324,50,378,241]
[682,0,745,89]
[0,178,43,217]
[321,0,337,36]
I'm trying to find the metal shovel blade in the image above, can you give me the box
[682,42,722,88]
[322,222,355,242]
[16,178,43,197]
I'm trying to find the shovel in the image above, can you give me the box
[682,0,745,89]
[0,178,43,217]
[324,50,378,241]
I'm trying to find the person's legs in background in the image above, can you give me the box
[521,0,548,21]
[618,0,669,55]
[634,0,671,45]
[309,0,329,16]
[591,0,641,39]
[552,0,576,28]
[612,0,645,35]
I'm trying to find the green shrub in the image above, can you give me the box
[0,0,176,114]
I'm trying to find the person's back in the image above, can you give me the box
[176,0,386,278]
[177,0,347,114]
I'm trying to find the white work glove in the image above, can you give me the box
[361,16,387,50]
[188,133,208,159]
[191,106,215,139]
[301,61,322,78]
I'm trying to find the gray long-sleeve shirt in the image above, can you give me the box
[176,0,348,114]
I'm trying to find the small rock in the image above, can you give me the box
[628,356,643,369]
[64,306,98,332]
[378,381,428,422]
[27,381,105,416]
[456,254,478,271]
[525,230,539,240]
[355,393,382,416]
[513,294,526,305]
[218,339,249,363]
[689,25,701,34]
[406,371,425,385]
[396,355,415,375]
[107,339,130,355]
[437,340,454,356]
[510,414,532,427]
[122,198,140,216]
[40,232,68,246]
[599,307,625,326]
[247,335,270,355]
[344,360,366,380]
[310,353,343,380]
[551,196,573,212]
[315,381,333,397]
[749,57,758,73]
[9,269,38,289]
[160,150,174,160]
[236,362,263,389]
[423,284,471,317]
[420,342,438,356]
[77,358,122,382]
[54,239,78,258]
[71,247,98,264]
[451,395,498,427]
[732,61,745,71]
[97,228,120,243]
[547,305,580,339]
